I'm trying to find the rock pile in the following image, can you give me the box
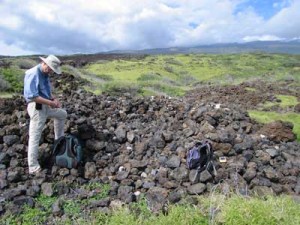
[0,75,299,215]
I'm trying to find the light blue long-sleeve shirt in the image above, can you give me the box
[23,64,52,102]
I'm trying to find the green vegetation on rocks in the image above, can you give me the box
[263,95,298,108]
[1,194,299,225]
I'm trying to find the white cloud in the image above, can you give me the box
[0,6,23,30]
[243,35,284,42]
[265,1,300,38]
[0,40,36,56]
[0,0,299,55]
[273,0,292,9]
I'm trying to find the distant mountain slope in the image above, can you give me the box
[108,40,300,55]
[1,41,300,58]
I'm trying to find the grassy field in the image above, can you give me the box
[1,53,300,96]
[81,53,300,96]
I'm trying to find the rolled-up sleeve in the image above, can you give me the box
[24,71,39,102]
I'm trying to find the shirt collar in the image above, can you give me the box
[38,64,49,77]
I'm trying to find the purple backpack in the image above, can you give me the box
[186,140,214,172]
[187,145,201,169]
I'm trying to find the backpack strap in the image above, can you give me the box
[66,135,75,156]
[67,135,83,165]
[52,136,66,156]
[204,141,217,176]
[197,140,217,176]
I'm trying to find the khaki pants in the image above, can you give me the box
[27,102,67,173]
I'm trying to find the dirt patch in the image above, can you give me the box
[185,80,299,111]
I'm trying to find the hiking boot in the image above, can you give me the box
[29,167,42,175]
[29,168,47,178]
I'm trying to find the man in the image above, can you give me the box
[23,55,67,174]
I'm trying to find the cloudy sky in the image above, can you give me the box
[0,0,299,55]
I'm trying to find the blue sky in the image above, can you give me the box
[235,0,292,19]
[0,0,299,55]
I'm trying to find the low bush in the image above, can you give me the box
[102,82,142,96]
[164,57,183,66]
[15,58,37,69]
[137,72,161,82]
[141,81,185,96]
[164,65,175,74]
[0,75,11,91]
[62,65,83,77]
[176,71,198,85]
[0,67,23,92]
[97,74,114,81]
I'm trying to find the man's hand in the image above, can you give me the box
[34,96,62,108]
[51,98,62,108]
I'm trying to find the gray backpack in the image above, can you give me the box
[52,134,83,168]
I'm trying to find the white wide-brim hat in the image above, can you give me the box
[39,55,62,74]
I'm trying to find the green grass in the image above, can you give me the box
[36,194,57,209]
[0,183,111,225]
[82,53,300,96]
[83,182,111,201]
[245,87,256,92]
[249,111,300,141]
[104,203,207,225]
[63,199,82,218]
[0,195,56,225]
[0,92,13,98]
[1,193,299,224]
[219,195,300,225]
[1,53,300,96]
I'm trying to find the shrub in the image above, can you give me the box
[137,72,161,82]
[62,65,83,77]
[103,82,142,96]
[164,57,183,66]
[97,74,114,81]
[15,58,37,69]
[162,77,179,86]
[164,65,175,74]
[141,81,185,96]
[0,75,11,91]
[0,67,24,92]
[0,59,12,68]
[177,71,197,85]
[282,61,300,68]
